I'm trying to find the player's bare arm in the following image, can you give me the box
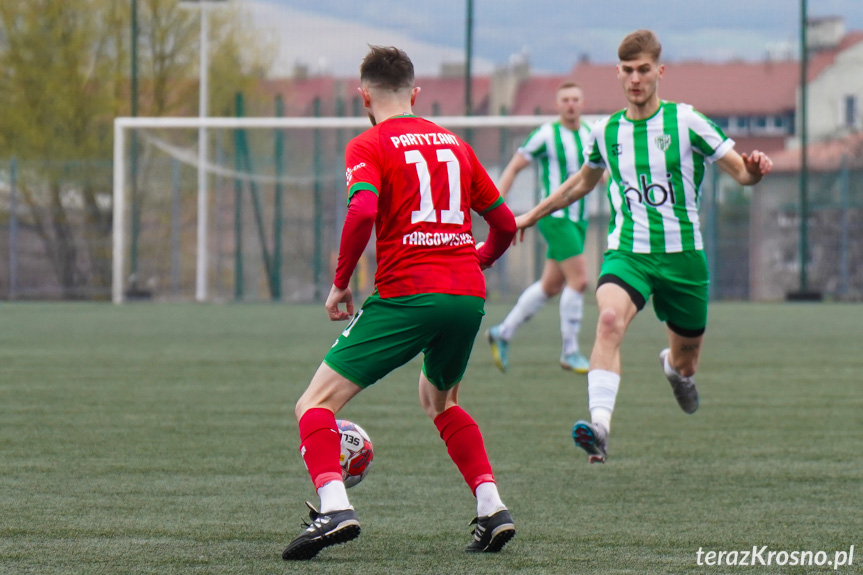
[716,149,773,186]
[496,153,531,198]
[513,164,604,239]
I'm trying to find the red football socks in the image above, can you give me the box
[434,406,495,494]
[298,408,343,490]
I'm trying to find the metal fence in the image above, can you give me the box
[2,141,861,302]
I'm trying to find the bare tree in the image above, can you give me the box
[0,0,273,298]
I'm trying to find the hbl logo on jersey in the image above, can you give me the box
[622,174,677,210]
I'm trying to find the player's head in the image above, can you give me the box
[616,29,665,107]
[555,81,584,124]
[359,45,419,125]
[360,45,415,90]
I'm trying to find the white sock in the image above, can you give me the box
[499,282,549,340]
[318,480,352,513]
[588,369,620,432]
[475,482,506,517]
[560,287,584,356]
[663,352,692,382]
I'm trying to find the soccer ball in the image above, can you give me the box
[336,419,374,488]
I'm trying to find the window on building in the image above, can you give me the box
[844,95,858,129]
[771,115,785,130]
[732,116,749,133]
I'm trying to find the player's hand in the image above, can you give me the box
[512,214,531,245]
[475,242,492,270]
[742,150,773,177]
[325,284,354,321]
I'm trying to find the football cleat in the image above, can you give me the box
[660,348,699,414]
[560,351,590,374]
[282,502,361,561]
[486,325,510,373]
[465,508,516,552]
[572,420,608,464]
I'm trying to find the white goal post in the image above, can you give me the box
[112,114,588,304]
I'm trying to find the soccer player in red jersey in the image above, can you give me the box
[282,46,517,561]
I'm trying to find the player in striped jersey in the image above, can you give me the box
[513,30,773,463]
[486,82,592,374]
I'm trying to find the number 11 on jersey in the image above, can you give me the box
[406,149,464,225]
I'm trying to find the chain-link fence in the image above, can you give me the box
[3,141,861,302]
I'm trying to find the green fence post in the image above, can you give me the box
[234,98,275,299]
[709,163,719,300]
[129,0,140,288]
[9,157,18,300]
[838,155,850,297]
[335,97,359,295]
[170,158,181,296]
[273,95,285,301]
[313,97,324,301]
[233,92,246,301]
[497,107,510,296]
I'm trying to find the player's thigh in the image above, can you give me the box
[421,295,486,391]
[323,292,439,388]
[537,217,587,262]
[651,251,709,336]
[296,362,363,419]
[596,250,654,312]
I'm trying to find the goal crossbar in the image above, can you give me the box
[112,114,568,303]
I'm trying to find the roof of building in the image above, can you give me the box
[771,132,863,172]
[512,60,801,117]
[260,76,342,116]
[260,75,490,118]
[412,76,491,116]
[255,30,863,154]
[512,32,863,119]
[809,30,863,76]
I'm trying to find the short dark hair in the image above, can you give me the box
[360,46,415,91]
[618,29,662,62]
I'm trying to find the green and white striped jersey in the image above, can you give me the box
[519,120,591,222]
[585,101,734,253]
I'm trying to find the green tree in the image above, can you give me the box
[0,0,272,298]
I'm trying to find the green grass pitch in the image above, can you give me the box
[1,301,861,574]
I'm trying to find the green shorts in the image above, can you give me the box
[324,291,485,390]
[537,216,588,262]
[597,250,709,337]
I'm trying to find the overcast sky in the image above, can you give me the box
[248,0,863,76]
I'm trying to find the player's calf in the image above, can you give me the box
[660,348,699,414]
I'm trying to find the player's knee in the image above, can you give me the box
[294,400,307,422]
[597,308,623,340]
[540,280,563,297]
[295,395,320,422]
[569,279,587,293]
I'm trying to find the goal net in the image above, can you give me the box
[112,114,607,303]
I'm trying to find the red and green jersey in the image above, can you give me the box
[345,115,503,298]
